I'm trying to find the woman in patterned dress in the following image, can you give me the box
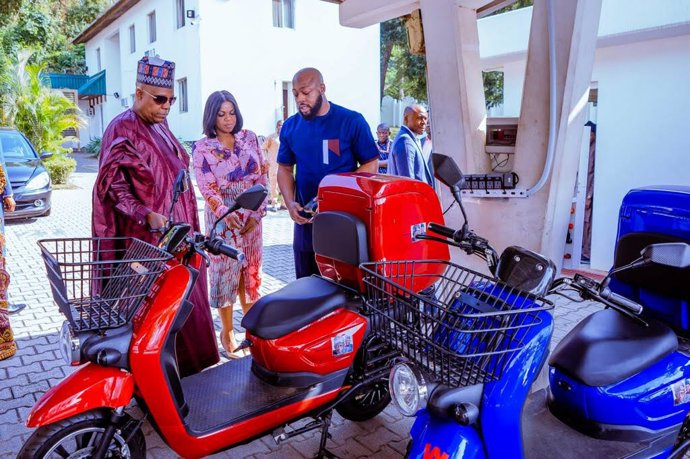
[193,91,267,357]
[0,157,17,360]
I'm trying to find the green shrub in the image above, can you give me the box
[44,154,76,184]
[83,137,101,156]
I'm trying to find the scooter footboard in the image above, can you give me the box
[26,363,134,427]
[408,410,486,459]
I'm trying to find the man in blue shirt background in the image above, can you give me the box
[277,67,379,278]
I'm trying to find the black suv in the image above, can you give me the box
[0,128,52,219]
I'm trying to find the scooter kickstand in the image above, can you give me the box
[315,411,339,459]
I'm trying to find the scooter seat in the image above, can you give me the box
[242,276,349,340]
[549,308,677,387]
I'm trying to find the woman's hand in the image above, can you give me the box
[3,196,16,213]
[224,212,243,230]
[240,217,259,235]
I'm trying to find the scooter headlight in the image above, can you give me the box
[389,363,428,416]
[59,321,81,366]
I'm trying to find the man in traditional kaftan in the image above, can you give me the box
[92,56,218,376]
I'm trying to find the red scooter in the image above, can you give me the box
[19,169,448,458]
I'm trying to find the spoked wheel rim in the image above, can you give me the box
[351,380,389,409]
[43,426,131,459]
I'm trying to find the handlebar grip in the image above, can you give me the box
[600,288,643,315]
[428,223,457,240]
[206,238,246,263]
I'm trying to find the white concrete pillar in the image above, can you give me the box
[336,0,602,271]
[420,0,488,176]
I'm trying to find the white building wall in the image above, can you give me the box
[84,0,202,141]
[83,0,379,143]
[589,34,690,270]
[477,0,690,270]
[197,0,380,139]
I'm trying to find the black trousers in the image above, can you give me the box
[293,223,319,279]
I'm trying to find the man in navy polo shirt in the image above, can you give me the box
[277,67,379,278]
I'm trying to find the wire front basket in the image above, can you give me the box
[38,237,172,332]
[361,260,553,388]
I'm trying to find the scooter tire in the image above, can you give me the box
[17,409,146,459]
[335,379,391,422]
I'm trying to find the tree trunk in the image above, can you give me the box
[380,42,394,101]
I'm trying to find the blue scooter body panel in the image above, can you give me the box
[549,350,690,433]
[408,310,553,459]
[408,410,486,459]
[614,186,690,333]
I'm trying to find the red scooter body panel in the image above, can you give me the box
[129,263,191,424]
[248,308,367,374]
[26,364,134,427]
[316,173,450,292]
[128,263,346,457]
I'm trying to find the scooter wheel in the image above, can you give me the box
[17,409,145,459]
[335,379,391,422]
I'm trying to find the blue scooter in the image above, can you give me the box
[364,153,690,459]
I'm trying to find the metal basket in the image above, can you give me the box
[38,237,172,332]
[361,260,554,388]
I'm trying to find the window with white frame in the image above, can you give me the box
[129,24,136,53]
[176,0,186,29]
[178,78,188,113]
[148,11,157,43]
[272,0,294,29]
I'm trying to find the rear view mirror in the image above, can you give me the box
[209,185,268,239]
[40,151,53,160]
[236,184,268,211]
[641,243,690,268]
[431,153,465,189]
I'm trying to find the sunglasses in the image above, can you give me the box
[140,88,177,106]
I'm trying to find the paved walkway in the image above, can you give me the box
[0,153,600,458]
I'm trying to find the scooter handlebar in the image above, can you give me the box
[427,223,458,241]
[205,237,246,263]
[600,287,644,315]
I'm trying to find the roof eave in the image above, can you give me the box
[73,0,141,45]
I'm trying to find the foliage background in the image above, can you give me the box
[0,0,107,183]
[380,0,533,110]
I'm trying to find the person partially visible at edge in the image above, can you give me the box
[261,119,284,211]
[375,123,392,174]
[0,159,16,360]
[193,90,268,358]
[388,104,434,186]
[277,67,379,278]
[91,55,218,376]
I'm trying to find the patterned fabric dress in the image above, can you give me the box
[193,131,268,308]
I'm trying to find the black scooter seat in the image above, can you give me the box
[242,276,349,340]
[549,308,677,387]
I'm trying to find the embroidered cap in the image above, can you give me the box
[136,56,175,88]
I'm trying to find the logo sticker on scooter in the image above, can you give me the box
[411,222,427,242]
[332,332,354,356]
[129,262,149,274]
[672,379,690,405]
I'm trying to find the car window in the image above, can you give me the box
[0,132,38,160]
